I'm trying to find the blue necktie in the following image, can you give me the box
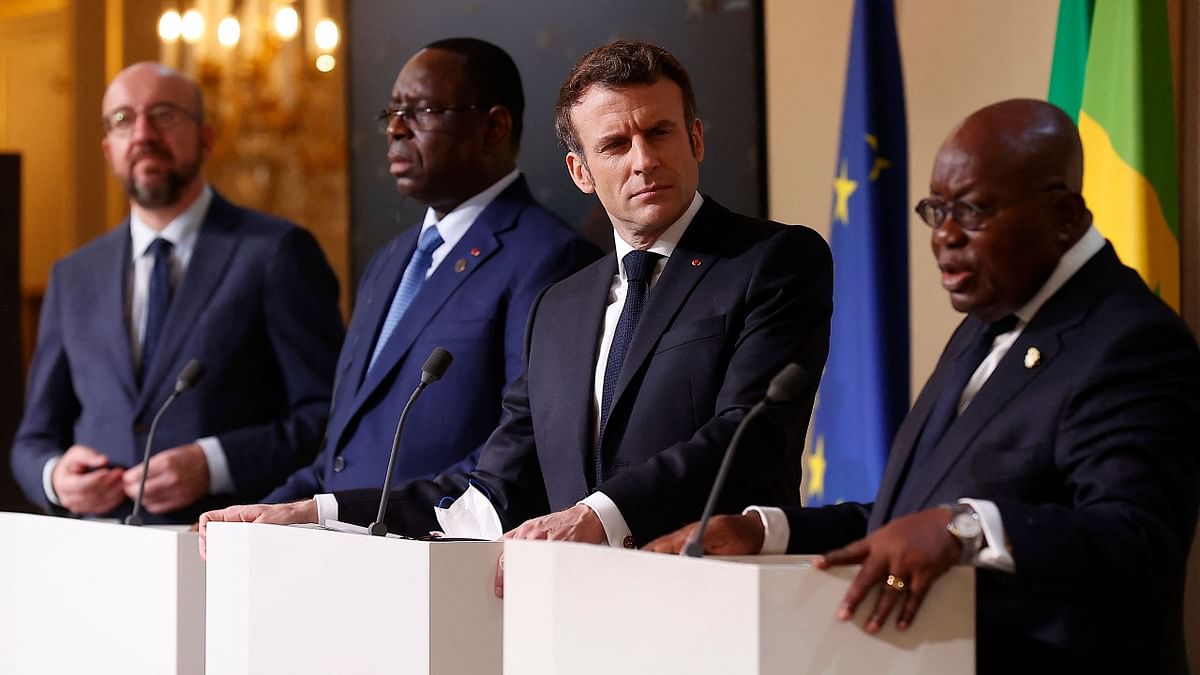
[908,314,1019,470]
[140,237,174,383]
[369,225,444,372]
[595,249,660,486]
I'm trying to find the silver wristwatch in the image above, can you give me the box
[944,502,984,564]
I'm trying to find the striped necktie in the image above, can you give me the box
[369,225,444,372]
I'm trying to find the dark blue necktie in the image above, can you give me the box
[140,237,174,383]
[908,314,1019,470]
[369,225,443,372]
[595,249,660,486]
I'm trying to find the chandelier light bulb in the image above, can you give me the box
[315,54,336,73]
[180,9,205,44]
[274,6,300,40]
[158,10,182,42]
[314,19,339,51]
[217,16,241,47]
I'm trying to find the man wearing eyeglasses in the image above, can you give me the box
[258,38,599,505]
[10,62,345,523]
[646,99,1200,673]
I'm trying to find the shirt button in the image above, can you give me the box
[332,456,346,472]
[622,535,636,549]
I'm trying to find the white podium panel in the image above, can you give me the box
[0,512,205,675]
[504,540,974,675]
[205,522,503,675]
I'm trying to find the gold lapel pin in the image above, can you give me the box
[454,258,467,273]
[1024,346,1041,369]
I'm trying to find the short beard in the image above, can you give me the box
[125,159,198,209]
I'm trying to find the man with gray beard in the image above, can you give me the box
[10,62,344,524]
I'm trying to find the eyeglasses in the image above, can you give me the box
[914,188,1064,231]
[375,104,487,133]
[103,103,198,137]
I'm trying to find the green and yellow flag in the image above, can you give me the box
[1048,0,1180,309]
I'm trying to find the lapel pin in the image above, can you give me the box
[1024,346,1041,369]
[454,259,467,273]
[690,258,702,267]
[470,247,481,257]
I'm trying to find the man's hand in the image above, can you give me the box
[122,443,210,514]
[494,504,607,597]
[51,444,127,514]
[197,500,318,559]
[642,513,765,555]
[816,508,961,633]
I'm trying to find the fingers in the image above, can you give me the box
[643,525,694,554]
[494,552,505,598]
[816,538,869,568]
[835,552,887,621]
[55,467,126,514]
[896,579,930,631]
[864,574,905,634]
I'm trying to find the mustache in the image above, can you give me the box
[130,144,172,163]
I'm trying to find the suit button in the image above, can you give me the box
[333,456,346,472]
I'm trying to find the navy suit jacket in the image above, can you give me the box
[783,244,1200,673]
[335,198,833,545]
[264,177,599,503]
[11,193,345,523]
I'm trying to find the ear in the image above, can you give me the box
[1053,191,1091,243]
[690,118,705,162]
[565,152,595,194]
[483,106,513,149]
[101,136,113,169]
[199,123,215,159]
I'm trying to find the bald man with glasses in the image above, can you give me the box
[10,62,345,524]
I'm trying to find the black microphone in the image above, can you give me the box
[683,363,808,557]
[125,359,206,526]
[368,348,453,536]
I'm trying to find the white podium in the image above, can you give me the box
[0,512,205,675]
[503,540,974,674]
[205,522,503,675]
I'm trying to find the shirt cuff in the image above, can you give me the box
[743,506,790,554]
[959,498,1015,573]
[314,493,338,525]
[42,457,62,506]
[197,436,234,495]
[578,491,633,548]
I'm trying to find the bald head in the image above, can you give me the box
[104,62,204,125]
[926,99,1093,321]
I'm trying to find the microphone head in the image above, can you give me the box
[175,359,205,393]
[765,363,807,403]
[419,347,453,384]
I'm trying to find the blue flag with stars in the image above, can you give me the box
[804,0,909,506]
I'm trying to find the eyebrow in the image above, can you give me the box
[593,119,678,150]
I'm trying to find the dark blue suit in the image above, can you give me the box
[264,177,599,503]
[783,244,1200,673]
[334,198,833,544]
[10,193,345,523]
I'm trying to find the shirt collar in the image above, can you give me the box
[130,184,212,259]
[611,192,703,279]
[419,169,521,241]
[1013,225,1106,324]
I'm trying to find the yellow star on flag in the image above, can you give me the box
[805,435,827,501]
[865,133,892,181]
[832,160,857,225]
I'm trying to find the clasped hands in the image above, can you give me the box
[51,443,210,515]
[643,508,963,633]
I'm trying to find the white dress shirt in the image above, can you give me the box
[754,226,1107,571]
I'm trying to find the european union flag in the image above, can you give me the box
[804,0,909,506]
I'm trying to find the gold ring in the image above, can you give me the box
[884,574,907,592]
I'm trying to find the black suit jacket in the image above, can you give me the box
[11,193,345,523]
[336,197,833,544]
[784,244,1200,673]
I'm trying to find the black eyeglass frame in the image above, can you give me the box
[102,102,199,137]
[914,188,1067,231]
[375,104,490,133]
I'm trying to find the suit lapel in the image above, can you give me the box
[350,179,530,411]
[98,225,139,400]
[135,195,238,415]
[600,203,718,440]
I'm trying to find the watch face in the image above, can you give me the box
[951,511,983,539]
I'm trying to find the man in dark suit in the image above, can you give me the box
[10,62,345,524]
[199,41,832,570]
[262,39,598,503]
[647,99,1200,673]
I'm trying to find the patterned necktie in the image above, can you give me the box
[369,225,444,372]
[908,314,1019,470]
[595,249,661,485]
[140,237,174,383]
